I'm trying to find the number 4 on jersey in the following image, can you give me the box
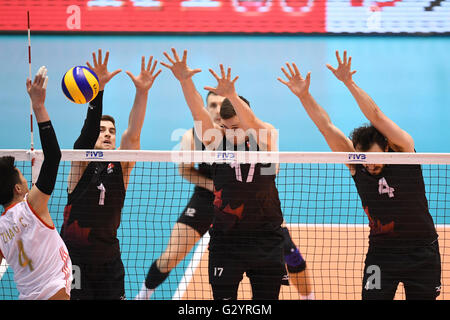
[378,177,395,198]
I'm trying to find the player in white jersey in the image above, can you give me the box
[0,67,72,300]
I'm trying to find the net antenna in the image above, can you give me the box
[27,11,37,184]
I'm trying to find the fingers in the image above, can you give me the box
[305,71,311,83]
[160,61,172,69]
[86,61,94,70]
[335,50,343,65]
[232,76,239,84]
[281,67,291,80]
[43,76,49,89]
[209,68,221,81]
[171,48,181,62]
[26,78,32,91]
[285,63,295,78]
[110,69,122,78]
[98,49,103,66]
[125,70,135,81]
[141,56,146,71]
[92,51,98,68]
[343,50,347,65]
[203,86,217,93]
[163,51,175,65]
[182,50,187,64]
[326,63,337,73]
[149,58,158,74]
[292,63,301,77]
[277,77,288,86]
[103,50,109,66]
[153,69,162,79]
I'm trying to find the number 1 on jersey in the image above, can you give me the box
[97,183,106,205]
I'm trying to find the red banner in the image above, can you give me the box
[0,0,326,33]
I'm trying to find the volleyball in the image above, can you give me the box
[61,66,99,104]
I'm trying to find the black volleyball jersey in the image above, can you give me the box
[192,127,213,197]
[352,162,438,248]
[209,136,283,242]
[61,161,125,263]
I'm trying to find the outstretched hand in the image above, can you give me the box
[326,50,356,84]
[161,48,201,82]
[204,64,239,99]
[26,66,48,107]
[126,56,162,93]
[86,49,122,91]
[277,62,311,99]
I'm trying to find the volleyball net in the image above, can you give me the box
[0,149,449,300]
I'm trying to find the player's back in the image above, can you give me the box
[0,197,72,300]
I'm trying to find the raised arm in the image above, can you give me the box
[120,55,161,151]
[68,49,122,193]
[178,129,214,192]
[161,49,219,147]
[278,62,354,154]
[26,67,61,227]
[327,50,414,152]
[204,65,276,150]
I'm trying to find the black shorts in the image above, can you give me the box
[362,240,441,300]
[208,231,285,300]
[70,255,125,300]
[177,191,214,236]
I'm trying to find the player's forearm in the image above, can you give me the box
[73,90,103,149]
[345,80,383,124]
[179,165,214,192]
[36,120,61,195]
[299,92,333,133]
[32,102,50,123]
[180,79,214,131]
[227,93,260,129]
[124,89,149,142]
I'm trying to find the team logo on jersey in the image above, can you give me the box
[213,189,244,219]
[107,163,115,174]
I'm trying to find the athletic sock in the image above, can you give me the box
[135,261,170,300]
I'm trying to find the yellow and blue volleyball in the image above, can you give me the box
[61,66,99,104]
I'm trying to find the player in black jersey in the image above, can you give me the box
[161,48,305,300]
[279,50,441,300]
[135,91,223,300]
[135,89,314,300]
[60,49,161,300]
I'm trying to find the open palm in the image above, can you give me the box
[86,49,121,91]
[126,56,162,92]
[204,64,239,99]
[278,62,311,99]
[161,48,201,82]
[326,50,357,84]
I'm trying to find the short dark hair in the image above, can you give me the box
[205,91,217,105]
[219,96,251,120]
[101,114,116,127]
[0,156,20,206]
[349,124,388,151]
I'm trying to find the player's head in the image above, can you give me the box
[0,156,29,207]
[350,124,389,175]
[95,115,117,150]
[219,96,251,146]
[206,91,225,125]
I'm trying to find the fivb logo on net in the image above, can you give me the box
[171,121,279,174]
